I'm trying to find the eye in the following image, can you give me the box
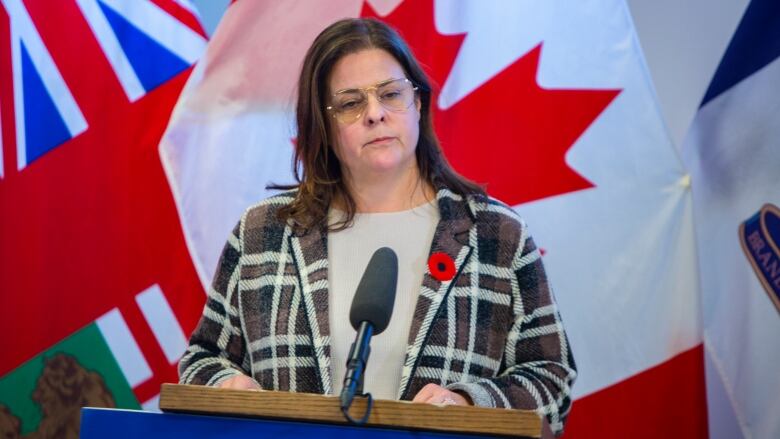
[380,89,402,100]
[336,94,364,111]
[339,100,359,110]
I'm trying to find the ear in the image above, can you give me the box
[415,96,422,120]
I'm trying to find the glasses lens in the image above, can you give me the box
[332,92,366,123]
[377,79,414,111]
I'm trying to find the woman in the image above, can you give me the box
[179,17,576,435]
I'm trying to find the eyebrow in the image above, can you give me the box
[333,78,398,95]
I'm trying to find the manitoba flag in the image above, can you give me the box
[162,0,705,437]
[0,0,207,436]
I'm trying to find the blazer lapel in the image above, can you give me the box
[398,189,475,399]
[288,223,332,394]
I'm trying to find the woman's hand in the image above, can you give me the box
[217,375,262,391]
[412,383,472,406]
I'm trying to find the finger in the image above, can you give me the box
[433,392,449,403]
[421,393,437,403]
[217,376,237,389]
[412,383,439,402]
[239,376,262,390]
[443,392,467,405]
[424,389,449,404]
[219,375,261,390]
[412,388,432,402]
[428,390,463,405]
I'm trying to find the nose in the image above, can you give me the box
[363,93,386,125]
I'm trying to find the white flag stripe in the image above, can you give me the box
[141,394,161,412]
[158,1,356,292]
[161,110,298,291]
[98,0,207,65]
[2,0,88,171]
[136,284,189,365]
[75,0,145,102]
[9,7,25,170]
[96,308,153,387]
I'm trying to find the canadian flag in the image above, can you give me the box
[161,0,704,437]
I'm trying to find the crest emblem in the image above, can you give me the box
[739,203,780,313]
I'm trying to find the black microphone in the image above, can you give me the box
[340,247,398,418]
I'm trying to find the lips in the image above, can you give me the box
[365,136,394,146]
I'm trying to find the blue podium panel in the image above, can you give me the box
[80,408,507,439]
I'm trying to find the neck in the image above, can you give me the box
[342,163,434,213]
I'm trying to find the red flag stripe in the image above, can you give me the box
[565,344,708,438]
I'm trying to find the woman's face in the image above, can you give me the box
[327,48,421,183]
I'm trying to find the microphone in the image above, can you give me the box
[340,247,398,420]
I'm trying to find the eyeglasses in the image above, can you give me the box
[326,78,418,124]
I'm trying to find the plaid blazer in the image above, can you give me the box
[179,187,577,434]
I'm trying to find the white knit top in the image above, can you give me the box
[328,201,439,400]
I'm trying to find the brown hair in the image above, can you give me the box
[271,17,484,232]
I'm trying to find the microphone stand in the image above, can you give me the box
[340,321,374,424]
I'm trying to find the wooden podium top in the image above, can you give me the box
[159,384,541,438]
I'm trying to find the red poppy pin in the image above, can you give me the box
[428,252,456,281]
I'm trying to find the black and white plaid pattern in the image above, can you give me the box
[179,187,577,435]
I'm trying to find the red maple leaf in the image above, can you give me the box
[362,1,621,205]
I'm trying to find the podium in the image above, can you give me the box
[80,384,542,438]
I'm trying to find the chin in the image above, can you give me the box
[369,163,403,174]
[366,153,402,167]
[359,148,416,175]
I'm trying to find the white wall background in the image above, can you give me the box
[187,1,753,437]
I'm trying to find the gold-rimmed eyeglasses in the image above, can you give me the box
[326,78,418,124]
